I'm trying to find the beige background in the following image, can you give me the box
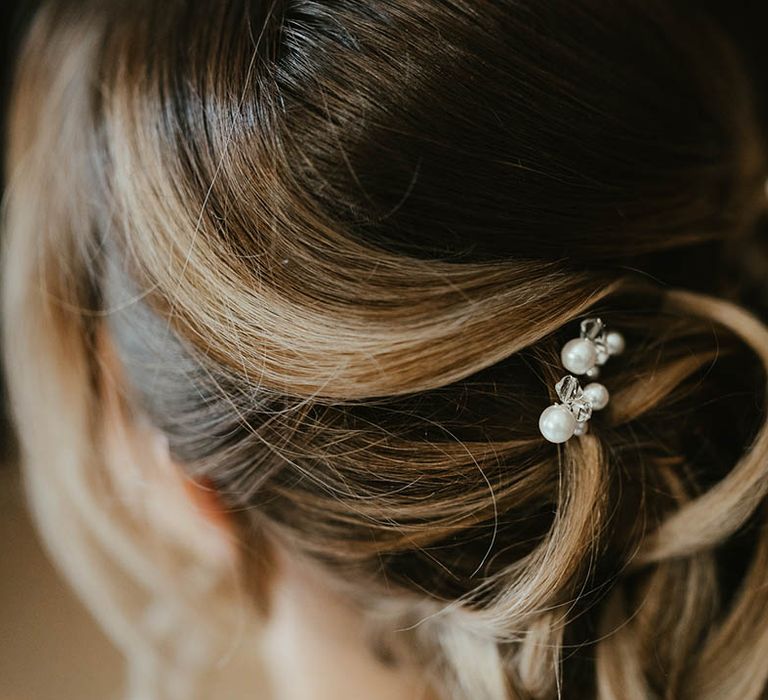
[0,464,122,700]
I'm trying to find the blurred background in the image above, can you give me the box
[0,3,122,699]
[1,2,767,700]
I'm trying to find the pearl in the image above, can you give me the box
[585,366,600,379]
[605,330,625,356]
[574,421,589,436]
[583,382,609,410]
[560,338,597,375]
[539,404,576,443]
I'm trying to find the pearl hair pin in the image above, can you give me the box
[539,318,624,444]
[560,317,625,379]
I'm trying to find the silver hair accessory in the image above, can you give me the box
[538,318,624,444]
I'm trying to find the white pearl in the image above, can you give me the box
[574,421,589,436]
[539,404,576,443]
[583,382,609,410]
[585,366,600,379]
[605,330,625,356]
[560,338,597,375]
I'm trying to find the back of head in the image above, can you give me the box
[4,1,768,698]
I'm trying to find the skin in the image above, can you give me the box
[258,547,434,699]
[176,450,434,699]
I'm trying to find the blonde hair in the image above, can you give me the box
[5,2,768,698]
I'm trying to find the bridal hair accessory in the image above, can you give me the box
[539,318,624,444]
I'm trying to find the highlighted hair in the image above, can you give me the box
[4,2,768,698]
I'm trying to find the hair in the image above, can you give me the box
[5,1,768,698]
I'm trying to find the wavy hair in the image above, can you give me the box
[4,1,768,698]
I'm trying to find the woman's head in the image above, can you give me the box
[5,1,768,698]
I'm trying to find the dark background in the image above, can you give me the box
[0,0,37,463]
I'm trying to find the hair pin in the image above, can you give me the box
[539,318,623,444]
[560,317,625,379]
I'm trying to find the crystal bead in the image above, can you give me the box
[570,399,593,423]
[556,375,582,403]
[580,318,605,341]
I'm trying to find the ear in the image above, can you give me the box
[146,427,241,569]
[97,324,239,569]
[180,473,236,539]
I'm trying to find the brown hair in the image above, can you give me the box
[5,1,768,698]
